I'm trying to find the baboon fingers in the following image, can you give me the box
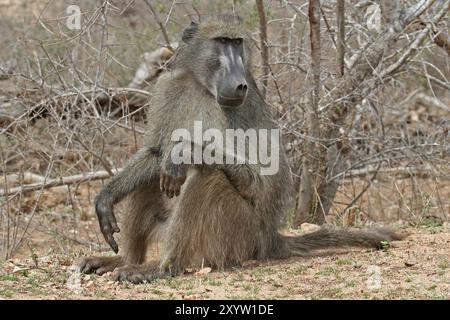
[111,265,160,284]
[77,257,104,274]
[95,198,120,249]
[100,226,118,253]
[164,174,171,192]
[160,170,184,198]
[112,268,144,284]
[108,213,120,233]
[80,261,95,274]
[77,256,124,275]
[176,176,186,189]
[169,177,181,197]
[98,216,111,237]
[105,210,120,232]
[108,235,119,253]
[159,171,165,192]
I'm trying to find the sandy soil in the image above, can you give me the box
[0,226,448,300]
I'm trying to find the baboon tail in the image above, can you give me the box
[281,227,405,257]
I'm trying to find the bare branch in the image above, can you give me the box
[343,165,450,180]
[144,0,173,50]
[0,169,122,197]
[255,0,270,98]
[336,0,345,76]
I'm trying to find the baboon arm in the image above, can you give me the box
[101,146,161,203]
[219,165,262,198]
[95,146,161,253]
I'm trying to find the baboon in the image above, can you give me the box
[77,20,402,283]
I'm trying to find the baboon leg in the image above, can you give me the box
[159,168,263,274]
[79,180,167,276]
[120,183,167,265]
[111,184,169,284]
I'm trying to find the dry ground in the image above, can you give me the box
[0,225,448,300]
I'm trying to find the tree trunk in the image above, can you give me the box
[294,0,325,225]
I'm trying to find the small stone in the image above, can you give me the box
[404,260,416,267]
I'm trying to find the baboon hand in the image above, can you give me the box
[160,163,187,198]
[95,195,120,253]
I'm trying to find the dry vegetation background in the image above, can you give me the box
[0,0,449,299]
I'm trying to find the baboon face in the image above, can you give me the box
[180,21,250,108]
[211,37,248,108]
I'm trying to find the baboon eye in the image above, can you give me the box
[233,38,243,46]
[214,37,228,44]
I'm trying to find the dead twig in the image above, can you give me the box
[255,0,270,98]
[143,0,173,50]
[0,169,122,197]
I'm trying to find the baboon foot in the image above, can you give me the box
[111,264,165,284]
[76,256,124,275]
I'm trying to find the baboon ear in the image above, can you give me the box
[182,21,198,43]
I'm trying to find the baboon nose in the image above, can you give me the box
[236,83,248,96]
[217,79,248,107]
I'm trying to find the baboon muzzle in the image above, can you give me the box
[216,51,248,107]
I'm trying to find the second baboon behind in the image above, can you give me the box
[77,20,402,283]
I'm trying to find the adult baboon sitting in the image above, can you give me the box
[77,19,402,283]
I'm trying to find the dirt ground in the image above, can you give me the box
[0,225,448,300]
